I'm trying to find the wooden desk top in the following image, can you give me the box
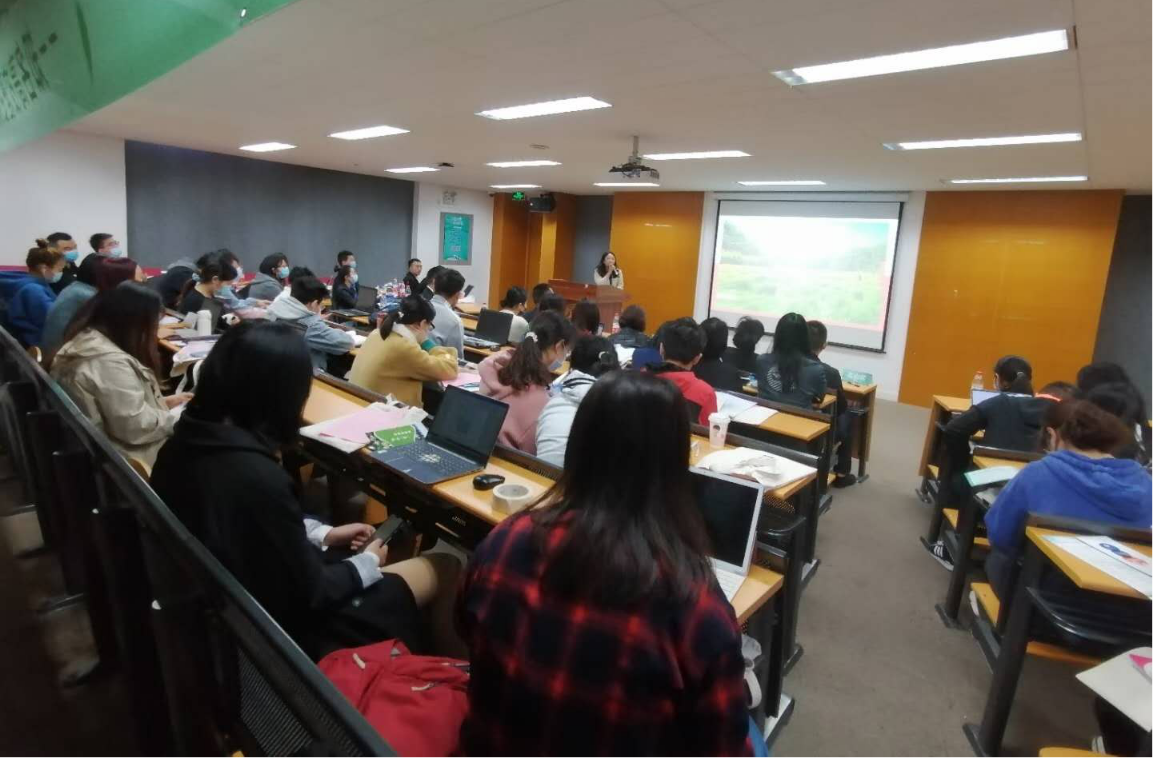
[302,379,371,425]
[819,394,836,410]
[455,302,482,316]
[934,395,971,414]
[759,411,829,443]
[1027,526,1152,600]
[972,455,1029,471]
[733,565,784,624]
[690,435,817,501]
[843,382,877,396]
[461,315,478,331]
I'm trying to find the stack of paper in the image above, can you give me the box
[300,403,427,453]
[695,446,816,490]
[716,392,777,425]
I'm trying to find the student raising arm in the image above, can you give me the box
[348,294,458,408]
[535,334,621,467]
[458,371,748,756]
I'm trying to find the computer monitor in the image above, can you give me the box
[688,468,763,573]
[475,308,514,344]
[355,286,378,311]
[427,386,508,464]
[971,388,1001,406]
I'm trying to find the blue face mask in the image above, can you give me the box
[109,247,125,258]
[64,250,79,263]
[219,285,234,298]
[348,261,357,270]
[277,266,290,279]
[548,355,564,372]
[49,270,63,284]
[350,273,359,285]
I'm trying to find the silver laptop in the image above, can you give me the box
[689,467,764,601]
[970,388,1001,406]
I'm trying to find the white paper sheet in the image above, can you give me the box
[696,446,816,491]
[1076,647,1153,731]
[1044,535,1153,598]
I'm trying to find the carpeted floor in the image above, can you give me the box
[773,399,1100,757]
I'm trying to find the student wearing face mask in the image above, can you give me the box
[213,249,265,310]
[7,243,67,347]
[178,252,239,330]
[89,232,127,259]
[243,253,291,302]
[331,264,360,310]
[348,294,458,407]
[267,275,356,373]
[42,232,79,295]
[478,311,575,454]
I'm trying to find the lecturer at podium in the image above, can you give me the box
[592,251,625,289]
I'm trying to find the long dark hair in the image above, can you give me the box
[529,371,711,605]
[379,294,435,340]
[497,311,574,391]
[994,355,1033,394]
[570,300,600,334]
[771,312,811,391]
[595,251,618,278]
[186,321,313,445]
[67,282,163,375]
[733,317,765,355]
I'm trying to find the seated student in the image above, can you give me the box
[609,304,649,349]
[51,283,190,467]
[43,255,142,356]
[1036,380,1080,403]
[1078,361,1150,462]
[89,232,125,259]
[755,312,826,408]
[267,275,356,373]
[694,317,743,393]
[177,252,239,330]
[245,253,290,301]
[945,355,1051,451]
[418,264,444,297]
[478,311,573,454]
[570,300,601,337]
[349,294,458,407]
[536,335,620,467]
[152,253,198,308]
[213,249,264,309]
[401,256,421,293]
[41,232,79,295]
[723,316,764,374]
[522,282,552,323]
[498,286,530,343]
[458,371,748,756]
[983,399,1152,599]
[151,321,461,659]
[428,268,466,357]
[648,317,718,426]
[530,292,567,325]
[807,320,856,488]
[331,264,359,310]
[8,244,66,347]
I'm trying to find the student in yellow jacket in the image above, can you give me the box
[349,294,458,407]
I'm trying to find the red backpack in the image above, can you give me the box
[318,640,470,757]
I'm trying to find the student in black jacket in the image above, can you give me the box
[402,257,422,294]
[945,355,1052,451]
[807,320,856,487]
[722,317,764,374]
[609,305,651,349]
[331,264,359,310]
[151,321,462,659]
[694,317,743,393]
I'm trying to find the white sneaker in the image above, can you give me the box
[1091,736,1105,754]
[969,589,981,618]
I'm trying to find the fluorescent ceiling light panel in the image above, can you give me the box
[594,182,661,187]
[491,184,541,189]
[948,175,1087,184]
[239,142,295,152]
[477,96,611,120]
[329,125,410,140]
[486,160,562,168]
[772,29,1071,85]
[885,132,1082,150]
[643,150,750,161]
[738,180,826,186]
[386,166,439,174]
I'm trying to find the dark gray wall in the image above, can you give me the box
[572,195,613,283]
[125,140,414,286]
[1093,195,1151,410]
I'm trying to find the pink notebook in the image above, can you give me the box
[320,406,411,444]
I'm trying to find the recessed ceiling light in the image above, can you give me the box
[476,96,611,120]
[239,142,295,152]
[772,28,1072,85]
[491,184,542,189]
[486,160,562,168]
[948,175,1087,184]
[594,182,661,188]
[643,150,750,161]
[738,180,826,186]
[330,125,410,140]
[239,7,247,18]
[386,166,439,174]
[885,132,1082,151]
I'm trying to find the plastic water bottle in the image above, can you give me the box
[971,370,984,390]
[195,310,212,336]
[611,314,621,334]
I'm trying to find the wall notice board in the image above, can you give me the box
[440,212,473,264]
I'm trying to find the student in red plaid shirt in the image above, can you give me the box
[457,371,750,756]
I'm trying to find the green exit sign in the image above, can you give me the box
[511,191,527,201]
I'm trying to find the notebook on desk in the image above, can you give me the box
[689,467,764,602]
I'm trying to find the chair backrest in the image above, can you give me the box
[971,444,1044,464]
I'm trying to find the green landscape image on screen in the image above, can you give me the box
[712,215,896,328]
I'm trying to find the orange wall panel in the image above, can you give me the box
[898,190,1123,407]
[608,192,704,329]
[488,194,529,307]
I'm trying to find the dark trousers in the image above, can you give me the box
[834,411,852,474]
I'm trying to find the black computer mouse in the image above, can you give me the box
[473,474,506,491]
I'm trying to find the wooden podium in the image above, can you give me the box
[548,279,630,329]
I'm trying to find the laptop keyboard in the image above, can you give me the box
[464,336,499,349]
[406,439,477,478]
[714,570,745,602]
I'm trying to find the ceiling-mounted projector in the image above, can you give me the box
[608,135,659,180]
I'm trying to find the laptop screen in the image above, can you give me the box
[355,286,378,311]
[429,386,509,462]
[475,309,514,343]
[689,468,763,571]
[971,388,1001,406]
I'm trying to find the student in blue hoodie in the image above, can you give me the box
[984,399,1153,599]
[7,244,67,347]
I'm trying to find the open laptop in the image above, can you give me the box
[464,308,514,350]
[689,467,765,602]
[971,388,1001,406]
[330,286,379,319]
[370,386,509,485]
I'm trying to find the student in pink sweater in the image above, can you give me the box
[478,311,574,454]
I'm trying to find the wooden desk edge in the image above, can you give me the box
[1026,526,1151,600]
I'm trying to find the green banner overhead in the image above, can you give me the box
[0,0,298,153]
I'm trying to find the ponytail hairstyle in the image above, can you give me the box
[181,251,238,297]
[994,355,1033,395]
[378,294,436,340]
[569,335,620,377]
[497,310,575,391]
[27,244,63,271]
[1043,399,1130,455]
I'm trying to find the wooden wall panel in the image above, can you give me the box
[488,193,529,307]
[608,192,704,329]
[898,190,1123,407]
